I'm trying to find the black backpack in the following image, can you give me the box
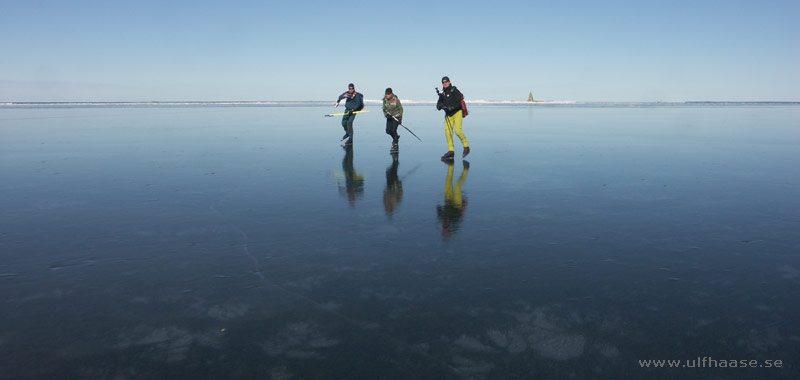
[355,92,365,111]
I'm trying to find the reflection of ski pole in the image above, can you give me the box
[400,163,422,180]
[389,114,422,142]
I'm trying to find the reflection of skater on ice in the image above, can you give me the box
[336,145,364,206]
[437,160,469,240]
[383,153,403,216]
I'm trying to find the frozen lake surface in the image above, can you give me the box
[1,103,799,379]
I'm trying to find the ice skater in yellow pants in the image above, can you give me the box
[437,160,469,240]
[436,76,470,160]
[444,111,469,157]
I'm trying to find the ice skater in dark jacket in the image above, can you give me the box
[335,83,364,145]
[436,76,470,159]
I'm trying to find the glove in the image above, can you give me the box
[334,101,340,108]
[436,104,443,110]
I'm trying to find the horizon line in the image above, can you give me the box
[3,100,799,104]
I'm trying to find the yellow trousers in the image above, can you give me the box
[444,112,469,151]
[444,163,469,208]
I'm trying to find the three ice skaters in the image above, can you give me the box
[333,77,470,159]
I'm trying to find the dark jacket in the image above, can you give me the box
[436,85,463,117]
[338,91,364,112]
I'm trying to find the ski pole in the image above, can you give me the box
[325,110,369,117]
[389,114,422,142]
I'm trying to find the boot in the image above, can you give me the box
[341,133,349,141]
[462,146,470,157]
[441,151,455,160]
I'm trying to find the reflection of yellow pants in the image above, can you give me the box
[444,112,469,151]
[445,163,469,207]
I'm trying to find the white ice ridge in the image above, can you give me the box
[2,100,574,106]
[363,99,576,105]
[3,101,794,107]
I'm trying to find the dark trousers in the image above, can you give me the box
[341,113,356,138]
[385,116,400,143]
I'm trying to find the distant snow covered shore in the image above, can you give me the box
[2,100,577,106]
[2,101,797,107]
[363,99,576,105]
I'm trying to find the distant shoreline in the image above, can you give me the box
[2,101,799,107]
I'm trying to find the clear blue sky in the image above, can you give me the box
[1,0,798,102]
